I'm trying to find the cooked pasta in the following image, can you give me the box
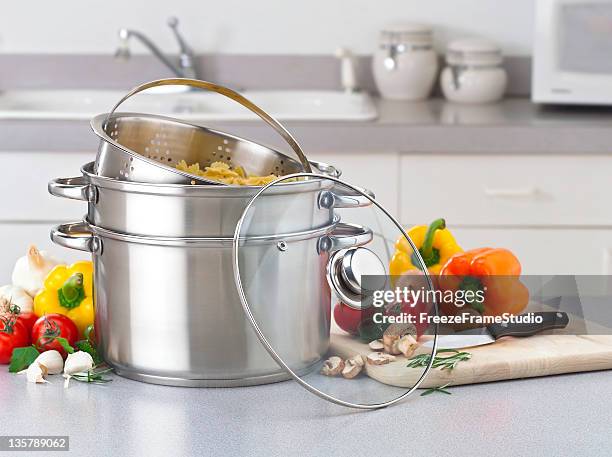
[176,160,279,186]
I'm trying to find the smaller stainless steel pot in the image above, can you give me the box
[51,220,372,387]
[49,162,374,238]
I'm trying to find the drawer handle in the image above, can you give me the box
[483,186,538,198]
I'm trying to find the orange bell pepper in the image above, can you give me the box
[438,248,529,316]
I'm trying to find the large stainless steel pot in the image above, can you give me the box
[51,220,372,387]
[49,162,374,237]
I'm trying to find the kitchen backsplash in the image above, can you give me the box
[0,54,532,96]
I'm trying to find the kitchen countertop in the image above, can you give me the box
[1,368,611,456]
[2,97,612,154]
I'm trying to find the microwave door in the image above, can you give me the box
[533,0,612,105]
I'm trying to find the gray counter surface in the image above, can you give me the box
[0,368,610,457]
[3,98,612,154]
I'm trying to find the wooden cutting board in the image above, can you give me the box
[330,322,612,388]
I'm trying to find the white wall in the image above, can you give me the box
[0,0,534,55]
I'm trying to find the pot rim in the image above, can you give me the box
[80,162,339,197]
[84,215,342,246]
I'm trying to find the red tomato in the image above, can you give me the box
[0,318,30,364]
[31,314,79,359]
[333,302,374,336]
[17,312,38,333]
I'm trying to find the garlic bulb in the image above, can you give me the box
[11,245,62,297]
[0,285,33,314]
[35,350,64,375]
[27,362,49,384]
[63,351,94,375]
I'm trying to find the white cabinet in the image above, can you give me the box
[400,153,612,275]
[451,227,612,275]
[0,151,94,283]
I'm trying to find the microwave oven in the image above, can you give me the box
[533,0,612,105]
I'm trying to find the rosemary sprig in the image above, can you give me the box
[421,382,452,396]
[69,366,113,384]
[407,348,472,371]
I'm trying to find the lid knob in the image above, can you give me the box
[327,247,387,310]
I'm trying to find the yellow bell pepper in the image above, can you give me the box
[33,261,94,336]
[390,218,462,275]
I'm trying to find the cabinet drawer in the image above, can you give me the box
[0,223,88,283]
[451,227,612,275]
[0,152,95,221]
[401,155,612,226]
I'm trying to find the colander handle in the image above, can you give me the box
[104,78,312,173]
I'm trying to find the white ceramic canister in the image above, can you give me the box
[440,38,507,104]
[372,24,438,101]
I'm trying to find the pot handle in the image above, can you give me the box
[318,223,373,253]
[318,186,375,209]
[51,221,101,253]
[104,78,312,173]
[48,176,97,203]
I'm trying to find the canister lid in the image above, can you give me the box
[232,173,439,409]
[380,23,433,46]
[446,38,503,66]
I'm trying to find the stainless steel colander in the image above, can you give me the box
[91,78,312,185]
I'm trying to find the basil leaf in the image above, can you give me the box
[9,345,40,373]
[56,337,75,354]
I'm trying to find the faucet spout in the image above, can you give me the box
[115,17,197,79]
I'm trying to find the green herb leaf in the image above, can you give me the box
[56,337,75,354]
[420,382,452,396]
[9,345,40,373]
[70,366,113,384]
[75,340,102,365]
[407,349,472,371]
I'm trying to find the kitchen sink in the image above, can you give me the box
[0,89,377,121]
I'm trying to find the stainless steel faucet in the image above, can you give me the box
[115,17,197,79]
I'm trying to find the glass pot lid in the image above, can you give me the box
[232,174,439,409]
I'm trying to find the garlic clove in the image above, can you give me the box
[26,362,49,384]
[35,350,64,375]
[63,351,94,375]
[11,245,62,297]
[0,285,34,314]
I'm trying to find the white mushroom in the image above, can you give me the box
[396,335,419,358]
[368,340,384,351]
[383,323,417,355]
[320,356,345,376]
[342,358,363,379]
[366,352,396,366]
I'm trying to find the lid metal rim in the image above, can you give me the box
[232,172,440,410]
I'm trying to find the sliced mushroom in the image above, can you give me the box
[320,356,345,376]
[342,358,363,379]
[396,334,419,358]
[383,323,417,354]
[368,339,384,351]
[366,352,396,366]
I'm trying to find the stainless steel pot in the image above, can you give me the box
[51,220,372,387]
[49,162,374,237]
